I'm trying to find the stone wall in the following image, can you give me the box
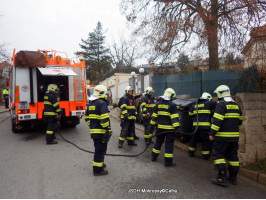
[236,93,266,167]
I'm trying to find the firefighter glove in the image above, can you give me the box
[102,128,112,143]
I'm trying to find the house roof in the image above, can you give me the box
[242,24,266,54]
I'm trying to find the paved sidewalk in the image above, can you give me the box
[0,104,9,114]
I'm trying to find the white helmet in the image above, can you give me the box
[200,92,212,101]
[125,86,133,94]
[214,85,231,98]
[47,84,58,93]
[145,87,154,94]
[163,88,176,100]
[93,85,107,98]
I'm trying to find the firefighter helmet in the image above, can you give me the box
[47,84,58,93]
[163,88,176,100]
[93,85,107,98]
[145,87,154,94]
[214,85,231,98]
[125,86,133,94]
[200,92,212,101]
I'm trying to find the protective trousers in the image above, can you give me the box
[45,117,57,142]
[152,131,175,164]
[188,130,211,156]
[143,117,152,142]
[212,140,239,178]
[4,95,9,108]
[93,138,107,173]
[119,120,135,144]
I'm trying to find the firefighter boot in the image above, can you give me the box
[210,168,228,187]
[118,141,123,148]
[202,154,210,160]
[188,150,195,157]
[128,141,137,146]
[164,162,176,167]
[93,169,108,176]
[228,165,239,185]
[46,140,58,145]
[134,135,140,140]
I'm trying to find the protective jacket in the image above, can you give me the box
[189,99,217,130]
[43,91,62,117]
[85,98,111,139]
[3,89,9,96]
[210,98,243,142]
[141,94,155,118]
[150,99,179,133]
[118,94,137,120]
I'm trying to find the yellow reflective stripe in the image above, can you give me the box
[214,159,226,165]
[211,124,220,131]
[55,108,61,113]
[127,137,134,140]
[224,113,240,118]
[84,115,90,119]
[121,104,127,108]
[152,148,160,154]
[193,122,211,126]
[172,122,180,127]
[44,96,48,100]
[152,113,158,117]
[143,108,147,112]
[141,102,146,107]
[144,134,152,138]
[216,132,239,137]
[189,112,193,116]
[101,121,109,128]
[164,153,173,158]
[119,137,125,141]
[128,116,136,120]
[146,104,155,107]
[122,110,128,114]
[150,120,156,125]
[239,116,243,120]
[90,129,106,134]
[53,102,59,107]
[86,121,90,126]
[158,124,174,129]
[44,112,56,115]
[193,110,211,114]
[44,101,52,105]
[228,161,239,166]
[170,113,179,118]
[213,113,224,120]
[126,106,136,109]
[99,113,109,119]
[158,111,170,116]
[202,151,210,155]
[46,131,53,134]
[89,114,99,119]
[92,161,103,167]
[188,147,195,151]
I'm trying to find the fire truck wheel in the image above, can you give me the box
[11,119,31,133]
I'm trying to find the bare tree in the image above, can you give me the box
[0,43,9,62]
[121,0,265,70]
[109,37,141,72]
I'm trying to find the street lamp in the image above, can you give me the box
[131,71,136,93]
[139,67,144,93]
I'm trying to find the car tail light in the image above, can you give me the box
[76,106,85,110]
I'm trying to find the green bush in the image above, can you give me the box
[247,158,266,174]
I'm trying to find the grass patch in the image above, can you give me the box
[246,159,266,174]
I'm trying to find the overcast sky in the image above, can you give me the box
[0,0,131,59]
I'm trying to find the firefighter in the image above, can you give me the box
[84,85,112,176]
[118,86,138,148]
[150,88,180,167]
[43,84,63,145]
[2,88,9,109]
[188,92,217,159]
[140,87,156,145]
[209,85,243,187]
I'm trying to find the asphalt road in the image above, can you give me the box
[0,112,265,198]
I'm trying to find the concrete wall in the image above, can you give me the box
[236,93,266,166]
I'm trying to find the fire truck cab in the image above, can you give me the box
[9,50,86,133]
